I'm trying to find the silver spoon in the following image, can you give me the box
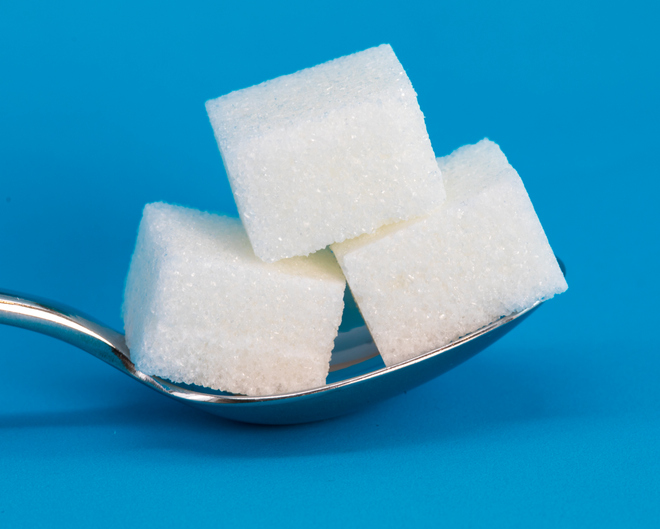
[0,259,564,425]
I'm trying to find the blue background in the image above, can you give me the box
[1,0,659,526]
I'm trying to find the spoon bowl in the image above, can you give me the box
[0,259,564,424]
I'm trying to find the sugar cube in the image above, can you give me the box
[206,44,444,262]
[123,202,346,396]
[331,139,568,366]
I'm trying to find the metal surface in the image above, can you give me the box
[0,286,549,425]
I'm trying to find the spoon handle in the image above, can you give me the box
[0,289,131,372]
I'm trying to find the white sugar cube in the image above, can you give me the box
[123,202,346,396]
[206,44,444,262]
[331,139,568,366]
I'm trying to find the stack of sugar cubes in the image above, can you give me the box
[123,44,567,396]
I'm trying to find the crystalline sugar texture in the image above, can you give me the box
[331,139,568,366]
[206,44,444,262]
[123,202,346,396]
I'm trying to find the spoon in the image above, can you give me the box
[0,259,564,425]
